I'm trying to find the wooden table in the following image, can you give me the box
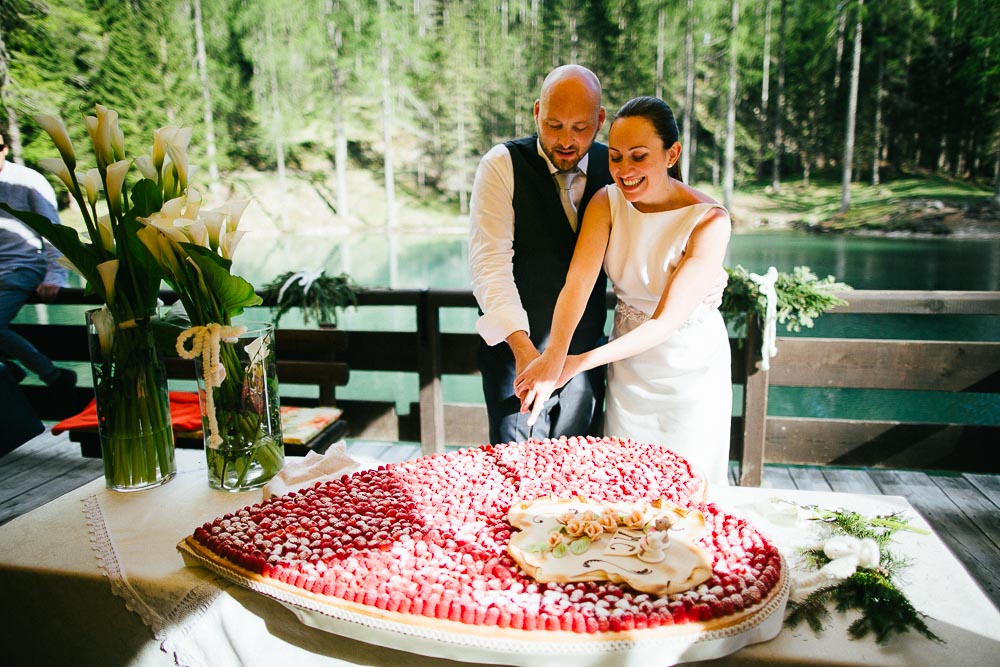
[1,448,997,666]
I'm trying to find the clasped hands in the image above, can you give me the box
[514,349,580,427]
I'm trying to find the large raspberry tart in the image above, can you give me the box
[179,436,788,665]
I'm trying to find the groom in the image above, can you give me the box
[469,65,611,445]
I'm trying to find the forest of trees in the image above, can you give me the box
[2,0,999,220]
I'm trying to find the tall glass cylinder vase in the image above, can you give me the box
[194,322,284,491]
[86,307,176,492]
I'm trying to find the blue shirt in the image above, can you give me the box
[0,161,68,286]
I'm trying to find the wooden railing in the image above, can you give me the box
[16,288,1000,485]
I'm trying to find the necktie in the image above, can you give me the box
[554,170,579,232]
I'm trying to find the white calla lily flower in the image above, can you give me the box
[219,229,248,260]
[34,114,76,171]
[108,109,125,161]
[90,306,116,360]
[200,211,225,251]
[92,105,114,168]
[166,144,189,190]
[38,158,75,192]
[96,259,120,303]
[105,160,131,214]
[96,215,115,251]
[142,217,189,244]
[135,155,157,181]
[177,220,208,247]
[160,195,188,220]
[222,199,251,233]
[79,169,102,207]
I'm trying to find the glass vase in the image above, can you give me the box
[86,307,176,492]
[194,322,284,491]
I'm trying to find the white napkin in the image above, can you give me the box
[263,440,364,499]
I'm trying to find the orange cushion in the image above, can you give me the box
[53,391,204,435]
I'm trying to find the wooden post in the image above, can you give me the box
[417,291,445,455]
[740,315,770,486]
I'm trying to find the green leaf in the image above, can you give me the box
[129,179,163,219]
[0,202,104,295]
[550,542,568,559]
[181,243,262,319]
[569,536,592,555]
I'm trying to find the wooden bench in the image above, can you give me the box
[11,321,351,457]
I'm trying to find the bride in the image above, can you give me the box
[514,96,733,486]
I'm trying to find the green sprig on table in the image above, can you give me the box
[783,503,943,645]
[261,270,359,327]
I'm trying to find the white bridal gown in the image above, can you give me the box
[602,185,732,487]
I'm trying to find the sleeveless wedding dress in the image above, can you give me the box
[602,185,732,487]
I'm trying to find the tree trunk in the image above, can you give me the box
[0,24,23,163]
[772,0,786,191]
[938,0,958,172]
[325,2,350,221]
[834,5,847,90]
[681,0,696,184]
[378,0,398,287]
[872,45,884,186]
[840,0,864,213]
[993,138,1000,207]
[191,0,219,185]
[758,0,772,178]
[263,23,288,231]
[655,7,665,99]
[723,0,739,210]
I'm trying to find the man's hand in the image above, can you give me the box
[506,330,539,396]
[35,282,60,302]
[703,268,729,309]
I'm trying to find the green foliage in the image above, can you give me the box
[721,265,851,337]
[784,504,943,645]
[261,270,359,327]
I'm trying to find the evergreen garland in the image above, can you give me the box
[783,503,943,645]
[721,265,851,337]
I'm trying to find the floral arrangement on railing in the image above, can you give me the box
[721,265,851,369]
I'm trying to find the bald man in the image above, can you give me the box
[470,65,611,444]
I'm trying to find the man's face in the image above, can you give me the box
[534,80,605,172]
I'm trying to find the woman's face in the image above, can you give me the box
[608,116,679,205]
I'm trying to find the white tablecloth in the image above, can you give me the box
[1,449,998,666]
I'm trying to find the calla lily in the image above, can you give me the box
[108,110,125,162]
[93,104,114,168]
[152,126,182,173]
[96,259,120,304]
[38,158,75,193]
[137,226,184,277]
[135,155,157,181]
[105,160,131,215]
[200,211,225,251]
[89,306,116,361]
[141,217,189,244]
[162,159,178,199]
[34,114,76,171]
[96,215,115,252]
[159,195,189,221]
[83,116,101,165]
[176,219,208,248]
[222,199,251,233]
[79,168,102,207]
[166,144,189,190]
[219,229,248,260]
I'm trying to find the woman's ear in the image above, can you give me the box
[666,141,682,168]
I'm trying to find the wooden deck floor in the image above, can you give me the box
[2,429,998,611]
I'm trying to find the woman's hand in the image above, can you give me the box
[514,349,566,426]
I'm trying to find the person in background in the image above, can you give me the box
[515,97,733,486]
[469,64,611,445]
[0,127,76,389]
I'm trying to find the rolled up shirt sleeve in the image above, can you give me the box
[469,144,530,346]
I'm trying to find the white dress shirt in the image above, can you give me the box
[469,139,589,346]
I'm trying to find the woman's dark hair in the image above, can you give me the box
[612,96,682,182]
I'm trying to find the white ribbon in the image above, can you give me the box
[792,535,881,599]
[750,266,779,370]
[176,323,246,448]
[277,268,324,305]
